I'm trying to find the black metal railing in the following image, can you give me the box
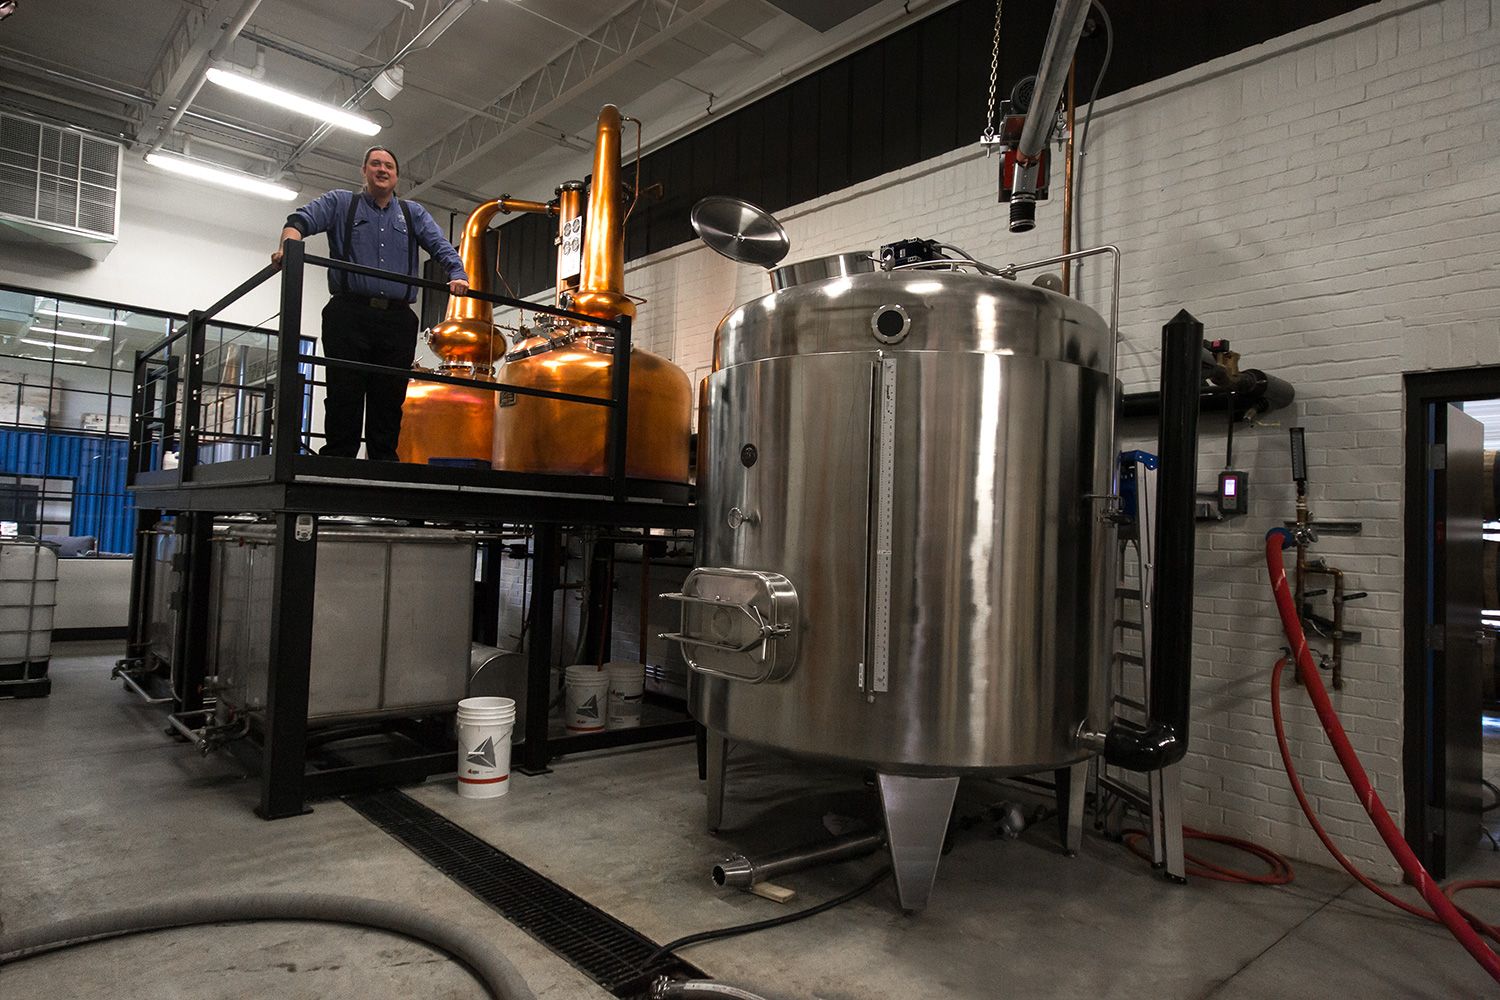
[130,240,641,500]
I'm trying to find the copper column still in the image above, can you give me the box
[398,197,556,465]
[492,104,692,483]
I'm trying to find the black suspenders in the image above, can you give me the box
[399,199,418,287]
[340,192,359,295]
[339,193,420,300]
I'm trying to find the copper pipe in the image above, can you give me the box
[448,197,555,327]
[1062,60,1076,295]
[427,196,555,369]
[574,104,635,321]
[554,180,585,308]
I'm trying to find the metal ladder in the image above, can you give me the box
[1095,451,1187,882]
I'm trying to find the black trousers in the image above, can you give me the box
[320,296,418,461]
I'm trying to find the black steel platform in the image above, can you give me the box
[123,243,700,820]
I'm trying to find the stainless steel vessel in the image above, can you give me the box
[681,250,1117,909]
[144,523,179,671]
[210,523,475,723]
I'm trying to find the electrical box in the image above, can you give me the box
[1217,470,1248,517]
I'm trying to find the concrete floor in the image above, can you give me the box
[3,642,1500,999]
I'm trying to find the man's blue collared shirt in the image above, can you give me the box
[286,190,466,302]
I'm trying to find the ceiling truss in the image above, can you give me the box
[403,0,732,200]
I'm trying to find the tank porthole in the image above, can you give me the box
[871,304,910,344]
[740,443,758,468]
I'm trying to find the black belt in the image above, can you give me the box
[335,293,409,310]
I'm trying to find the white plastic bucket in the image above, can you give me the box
[564,664,610,733]
[605,661,645,730]
[456,696,516,799]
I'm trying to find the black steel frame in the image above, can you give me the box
[128,246,696,819]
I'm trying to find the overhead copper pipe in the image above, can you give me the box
[574,104,635,321]
[429,196,556,369]
[448,197,553,323]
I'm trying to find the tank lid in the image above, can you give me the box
[691,196,790,268]
[768,251,878,291]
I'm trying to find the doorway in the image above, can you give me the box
[1403,368,1500,878]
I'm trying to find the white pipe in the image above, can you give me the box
[146,0,265,155]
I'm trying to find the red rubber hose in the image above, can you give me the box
[1265,529,1500,983]
[1121,826,1294,884]
[1271,657,1500,944]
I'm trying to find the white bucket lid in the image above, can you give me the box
[565,664,609,683]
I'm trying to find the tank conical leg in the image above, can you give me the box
[876,773,959,913]
[1054,759,1089,856]
[705,729,728,833]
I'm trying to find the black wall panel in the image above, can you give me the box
[490,0,1376,299]
[759,88,791,212]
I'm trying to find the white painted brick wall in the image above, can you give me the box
[495,0,1500,878]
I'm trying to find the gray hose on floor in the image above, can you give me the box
[0,893,536,1000]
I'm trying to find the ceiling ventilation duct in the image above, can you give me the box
[0,111,121,261]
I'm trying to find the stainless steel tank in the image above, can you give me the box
[678,251,1117,909]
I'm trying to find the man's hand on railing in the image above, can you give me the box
[448,278,469,296]
[272,227,302,269]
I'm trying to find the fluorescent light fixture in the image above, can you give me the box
[145,152,298,201]
[19,355,86,366]
[35,308,126,326]
[206,67,381,136]
[28,326,110,341]
[20,338,95,353]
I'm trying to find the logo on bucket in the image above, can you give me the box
[466,736,497,770]
[576,694,600,720]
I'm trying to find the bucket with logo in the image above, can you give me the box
[456,696,516,799]
[564,664,609,733]
[605,660,646,730]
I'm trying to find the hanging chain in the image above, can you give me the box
[980,0,1004,147]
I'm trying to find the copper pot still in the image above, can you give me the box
[491,105,692,483]
[398,196,555,465]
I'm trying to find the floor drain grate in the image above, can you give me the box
[345,789,704,997]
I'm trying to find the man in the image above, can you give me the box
[273,146,469,461]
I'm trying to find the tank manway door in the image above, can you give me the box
[662,568,800,683]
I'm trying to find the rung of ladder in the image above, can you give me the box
[1116,588,1142,600]
[1115,619,1143,631]
[1112,695,1147,713]
[1116,652,1146,667]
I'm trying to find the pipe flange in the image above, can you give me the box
[870,304,910,344]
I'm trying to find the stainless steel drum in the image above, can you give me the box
[678,252,1117,909]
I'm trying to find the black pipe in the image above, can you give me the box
[1104,309,1202,771]
[1121,369,1293,420]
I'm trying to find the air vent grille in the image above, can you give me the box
[0,111,120,237]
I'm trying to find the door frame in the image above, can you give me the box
[1402,366,1500,875]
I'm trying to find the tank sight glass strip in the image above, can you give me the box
[871,355,898,694]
